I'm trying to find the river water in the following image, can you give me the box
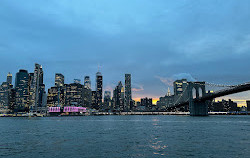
[0,115,249,158]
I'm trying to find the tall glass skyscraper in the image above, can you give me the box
[125,74,132,111]
[30,63,45,111]
[95,71,103,110]
[15,69,29,112]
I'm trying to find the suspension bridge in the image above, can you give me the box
[167,81,250,116]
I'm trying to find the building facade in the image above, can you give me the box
[125,74,132,111]
[15,69,29,112]
[95,71,103,110]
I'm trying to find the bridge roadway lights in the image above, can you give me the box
[189,101,208,116]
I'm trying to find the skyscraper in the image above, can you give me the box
[0,82,10,112]
[30,63,45,112]
[246,101,250,112]
[65,83,83,106]
[125,74,132,111]
[91,91,96,109]
[113,81,124,111]
[84,76,91,89]
[15,69,29,112]
[104,91,111,111]
[55,73,64,87]
[95,71,103,110]
[174,79,188,96]
[7,72,12,85]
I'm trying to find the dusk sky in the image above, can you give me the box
[0,0,250,105]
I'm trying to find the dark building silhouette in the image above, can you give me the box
[104,91,111,111]
[141,97,152,111]
[91,91,96,109]
[82,76,92,108]
[82,87,92,108]
[15,69,29,112]
[113,81,124,111]
[246,100,250,111]
[157,88,174,110]
[209,99,238,112]
[125,74,132,111]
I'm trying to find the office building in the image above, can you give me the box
[113,81,124,111]
[125,74,132,111]
[7,72,12,85]
[55,73,64,87]
[84,76,91,89]
[95,71,103,110]
[141,97,153,111]
[15,69,29,112]
[65,83,83,106]
[104,91,111,111]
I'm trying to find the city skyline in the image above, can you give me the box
[0,63,249,107]
[1,0,250,106]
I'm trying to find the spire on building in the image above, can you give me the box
[167,87,171,96]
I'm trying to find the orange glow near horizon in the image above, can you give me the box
[133,98,247,107]
[215,99,248,107]
[133,98,159,105]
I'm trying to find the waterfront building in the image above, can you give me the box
[7,72,12,85]
[84,76,91,89]
[91,91,96,109]
[125,74,132,111]
[15,69,29,112]
[209,99,238,112]
[8,88,16,112]
[28,73,34,107]
[113,81,124,111]
[95,71,103,110]
[104,91,112,111]
[0,82,11,113]
[65,83,83,106]
[141,97,152,111]
[29,63,46,112]
[55,73,64,87]
[82,87,92,108]
[240,106,247,112]
[157,88,174,110]
[47,86,65,107]
[246,101,250,111]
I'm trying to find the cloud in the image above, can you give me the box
[172,73,196,81]
[155,76,173,86]
[132,84,144,92]
[156,73,196,87]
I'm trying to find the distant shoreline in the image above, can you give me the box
[0,112,249,117]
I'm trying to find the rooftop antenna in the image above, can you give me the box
[98,64,102,72]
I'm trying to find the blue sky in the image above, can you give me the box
[0,0,250,104]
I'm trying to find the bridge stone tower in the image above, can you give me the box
[188,82,208,116]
